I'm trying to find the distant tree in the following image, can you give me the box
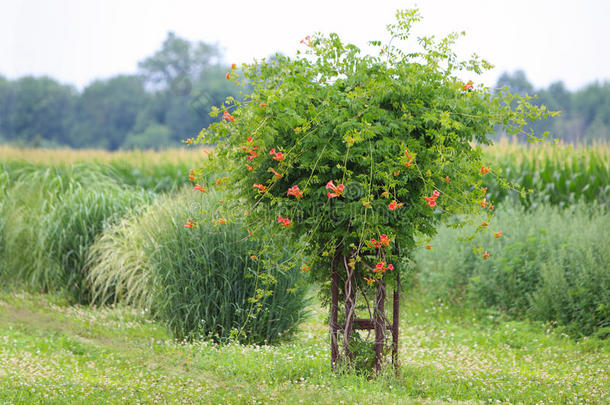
[138,32,221,89]
[0,33,245,149]
[122,123,172,150]
[0,75,11,140]
[137,32,240,144]
[8,76,76,145]
[496,71,609,143]
[496,70,534,95]
[546,81,571,111]
[72,75,149,149]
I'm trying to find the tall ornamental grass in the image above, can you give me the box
[0,166,153,302]
[415,201,609,337]
[88,189,308,344]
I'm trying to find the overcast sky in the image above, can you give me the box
[1,0,609,91]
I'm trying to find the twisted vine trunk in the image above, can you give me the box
[329,252,400,373]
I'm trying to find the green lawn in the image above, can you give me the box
[0,291,607,404]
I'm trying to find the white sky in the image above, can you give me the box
[1,0,609,91]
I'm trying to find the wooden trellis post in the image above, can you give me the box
[329,256,400,372]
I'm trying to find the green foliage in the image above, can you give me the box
[122,123,173,150]
[199,9,553,290]
[415,201,609,337]
[2,76,76,146]
[88,189,308,344]
[104,160,191,193]
[0,166,153,302]
[345,332,377,373]
[485,140,609,207]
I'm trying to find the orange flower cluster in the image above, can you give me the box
[270,168,282,178]
[481,165,491,175]
[189,169,195,181]
[404,149,414,168]
[326,181,344,198]
[424,190,440,208]
[373,261,394,274]
[242,144,259,161]
[286,185,303,199]
[269,148,285,161]
[462,80,474,91]
[277,215,291,227]
[193,184,206,193]
[222,111,234,122]
[368,234,390,248]
[299,35,311,46]
[388,200,403,211]
[253,183,267,193]
[184,218,194,228]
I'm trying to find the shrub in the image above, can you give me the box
[88,189,308,344]
[415,202,609,336]
[195,8,554,368]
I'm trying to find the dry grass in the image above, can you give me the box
[0,145,210,167]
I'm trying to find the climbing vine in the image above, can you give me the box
[189,8,556,369]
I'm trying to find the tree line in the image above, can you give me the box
[0,33,607,149]
[496,70,609,143]
[0,33,240,150]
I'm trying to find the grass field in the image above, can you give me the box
[0,143,608,404]
[0,291,607,404]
